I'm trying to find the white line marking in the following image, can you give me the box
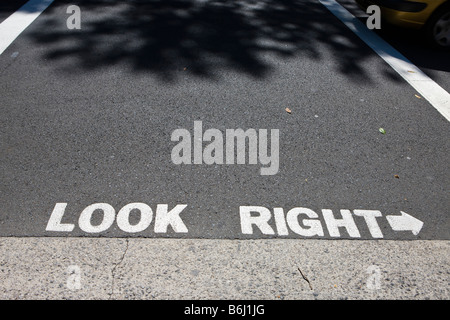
[0,0,54,55]
[319,0,450,122]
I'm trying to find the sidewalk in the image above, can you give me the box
[0,238,448,299]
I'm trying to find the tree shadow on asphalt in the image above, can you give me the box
[29,0,379,83]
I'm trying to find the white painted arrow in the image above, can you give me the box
[386,211,423,236]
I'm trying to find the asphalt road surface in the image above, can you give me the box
[1,0,449,301]
[1,0,449,240]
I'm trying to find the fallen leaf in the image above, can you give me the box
[394,174,399,179]
[415,94,421,99]
[379,128,386,134]
[285,107,291,114]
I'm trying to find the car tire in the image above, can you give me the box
[425,3,450,49]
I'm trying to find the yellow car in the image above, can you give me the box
[355,0,450,48]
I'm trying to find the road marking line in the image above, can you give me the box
[0,0,54,55]
[319,0,450,122]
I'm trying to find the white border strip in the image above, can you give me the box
[319,0,450,122]
[0,0,54,55]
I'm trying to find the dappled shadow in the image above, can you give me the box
[28,0,379,82]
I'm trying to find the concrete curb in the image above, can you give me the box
[0,238,448,299]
